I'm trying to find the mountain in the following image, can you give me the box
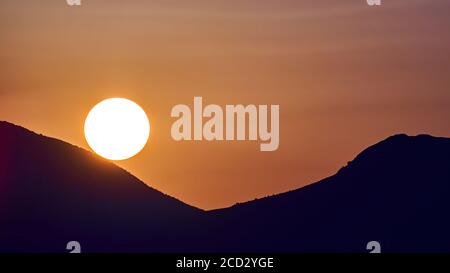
[0,121,204,252]
[201,134,450,252]
[1,121,450,252]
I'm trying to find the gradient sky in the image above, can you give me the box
[1,0,449,209]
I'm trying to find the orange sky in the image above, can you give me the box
[1,0,449,209]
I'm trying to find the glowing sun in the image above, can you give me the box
[84,98,150,160]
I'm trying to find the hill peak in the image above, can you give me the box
[346,133,449,170]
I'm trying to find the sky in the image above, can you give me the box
[1,0,449,210]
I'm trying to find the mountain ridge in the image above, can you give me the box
[215,133,449,211]
[1,120,450,252]
[0,120,201,212]
[0,120,204,252]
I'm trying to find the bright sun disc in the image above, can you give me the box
[84,98,150,160]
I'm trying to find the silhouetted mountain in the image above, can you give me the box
[0,121,204,252]
[202,134,450,252]
[1,121,450,252]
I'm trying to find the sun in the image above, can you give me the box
[84,98,150,160]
